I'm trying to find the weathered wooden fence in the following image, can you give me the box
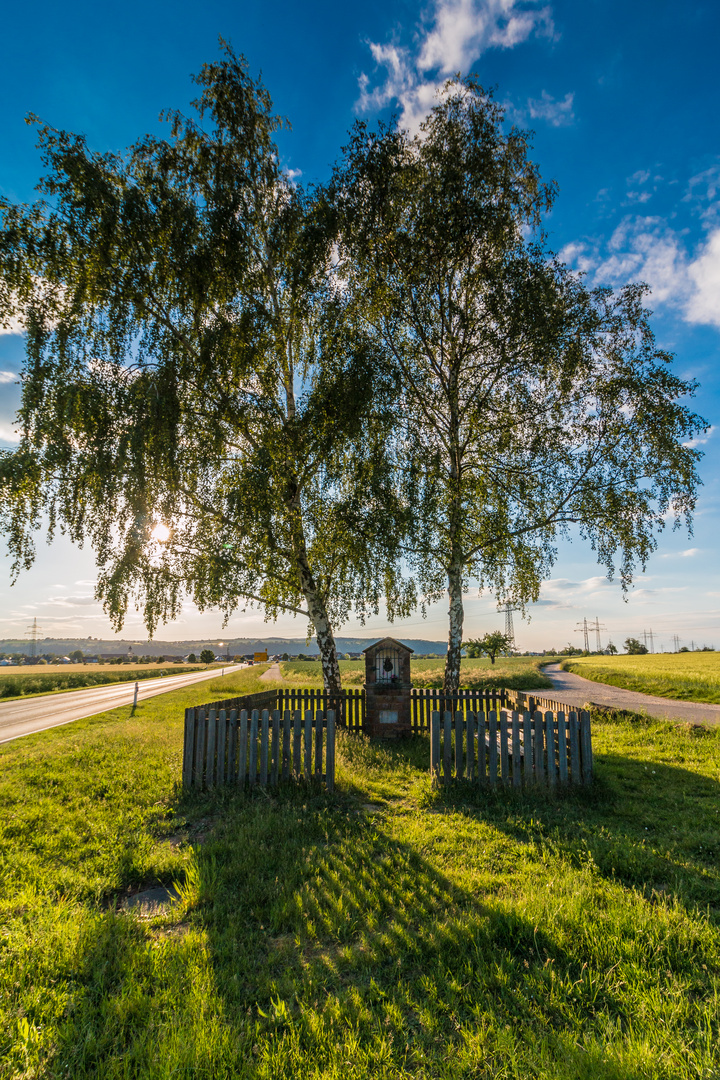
[274,686,512,732]
[183,700,336,791]
[430,707,592,787]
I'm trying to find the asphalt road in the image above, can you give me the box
[543,663,720,726]
[0,666,241,745]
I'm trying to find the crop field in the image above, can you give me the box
[0,662,208,701]
[0,665,719,1077]
[562,652,720,703]
[279,655,554,691]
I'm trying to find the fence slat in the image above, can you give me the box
[500,710,509,785]
[216,710,227,786]
[478,711,486,783]
[315,710,323,780]
[326,711,336,792]
[182,709,196,787]
[304,710,313,780]
[282,710,291,780]
[239,710,248,785]
[193,708,205,789]
[467,711,475,782]
[523,712,533,785]
[227,709,238,783]
[293,710,302,777]
[569,710,580,783]
[271,710,280,787]
[557,711,568,784]
[580,711,593,783]
[533,711,545,783]
[206,709,217,788]
[260,711,269,786]
[488,710,498,787]
[455,712,464,780]
[545,711,556,788]
[511,711,521,789]
[431,711,440,779]
[249,710,259,786]
[443,712,452,787]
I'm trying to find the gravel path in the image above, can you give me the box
[542,663,720,726]
[259,663,283,682]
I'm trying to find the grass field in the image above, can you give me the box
[0,662,210,701]
[279,656,554,691]
[1,666,719,1078]
[562,653,720,704]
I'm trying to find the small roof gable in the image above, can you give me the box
[362,636,414,654]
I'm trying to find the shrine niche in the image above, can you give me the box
[362,637,413,737]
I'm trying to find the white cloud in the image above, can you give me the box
[527,90,574,126]
[659,548,700,559]
[683,425,715,449]
[0,421,20,444]
[0,314,25,336]
[0,370,17,383]
[686,228,720,328]
[47,595,99,607]
[357,0,554,134]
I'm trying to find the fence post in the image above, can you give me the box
[500,710,509,785]
[533,711,545,784]
[568,710,580,784]
[523,711,533,785]
[455,712,464,779]
[467,711,475,781]
[282,710,291,780]
[206,709,217,788]
[304,710,313,780]
[271,710,280,787]
[326,710,336,792]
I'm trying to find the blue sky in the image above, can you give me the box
[1,0,719,651]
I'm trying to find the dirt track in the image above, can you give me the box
[542,663,720,726]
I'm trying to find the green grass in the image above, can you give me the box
[562,653,720,703]
[0,663,210,701]
[279,655,554,691]
[1,670,719,1077]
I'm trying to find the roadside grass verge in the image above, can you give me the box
[278,656,555,691]
[562,653,720,703]
[1,676,719,1077]
[0,663,215,702]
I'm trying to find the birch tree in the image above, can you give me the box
[0,45,410,693]
[333,80,706,693]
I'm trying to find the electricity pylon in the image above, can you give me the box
[501,601,521,650]
[26,617,41,659]
[575,618,590,653]
[593,616,607,652]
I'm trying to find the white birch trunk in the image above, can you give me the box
[444,554,464,695]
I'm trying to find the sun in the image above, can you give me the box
[151,522,171,543]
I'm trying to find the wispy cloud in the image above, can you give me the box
[0,370,17,384]
[659,548,700,559]
[357,0,555,133]
[527,90,574,126]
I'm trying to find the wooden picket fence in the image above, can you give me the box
[430,707,592,788]
[183,700,336,791]
[274,685,511,732]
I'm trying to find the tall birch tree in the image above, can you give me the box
[333,80,706,693]
[0,45,410,693]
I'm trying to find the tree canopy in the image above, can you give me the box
[332,79,706,692]
[0,44,410,693]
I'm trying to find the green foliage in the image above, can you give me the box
[199,649,215,666]
[0,42,409,695]
[332,77,706,696]
[625,637,649,654]
[0,682,719,1076]
[464,631,512,664]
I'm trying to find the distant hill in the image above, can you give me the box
[0,635,448,657]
